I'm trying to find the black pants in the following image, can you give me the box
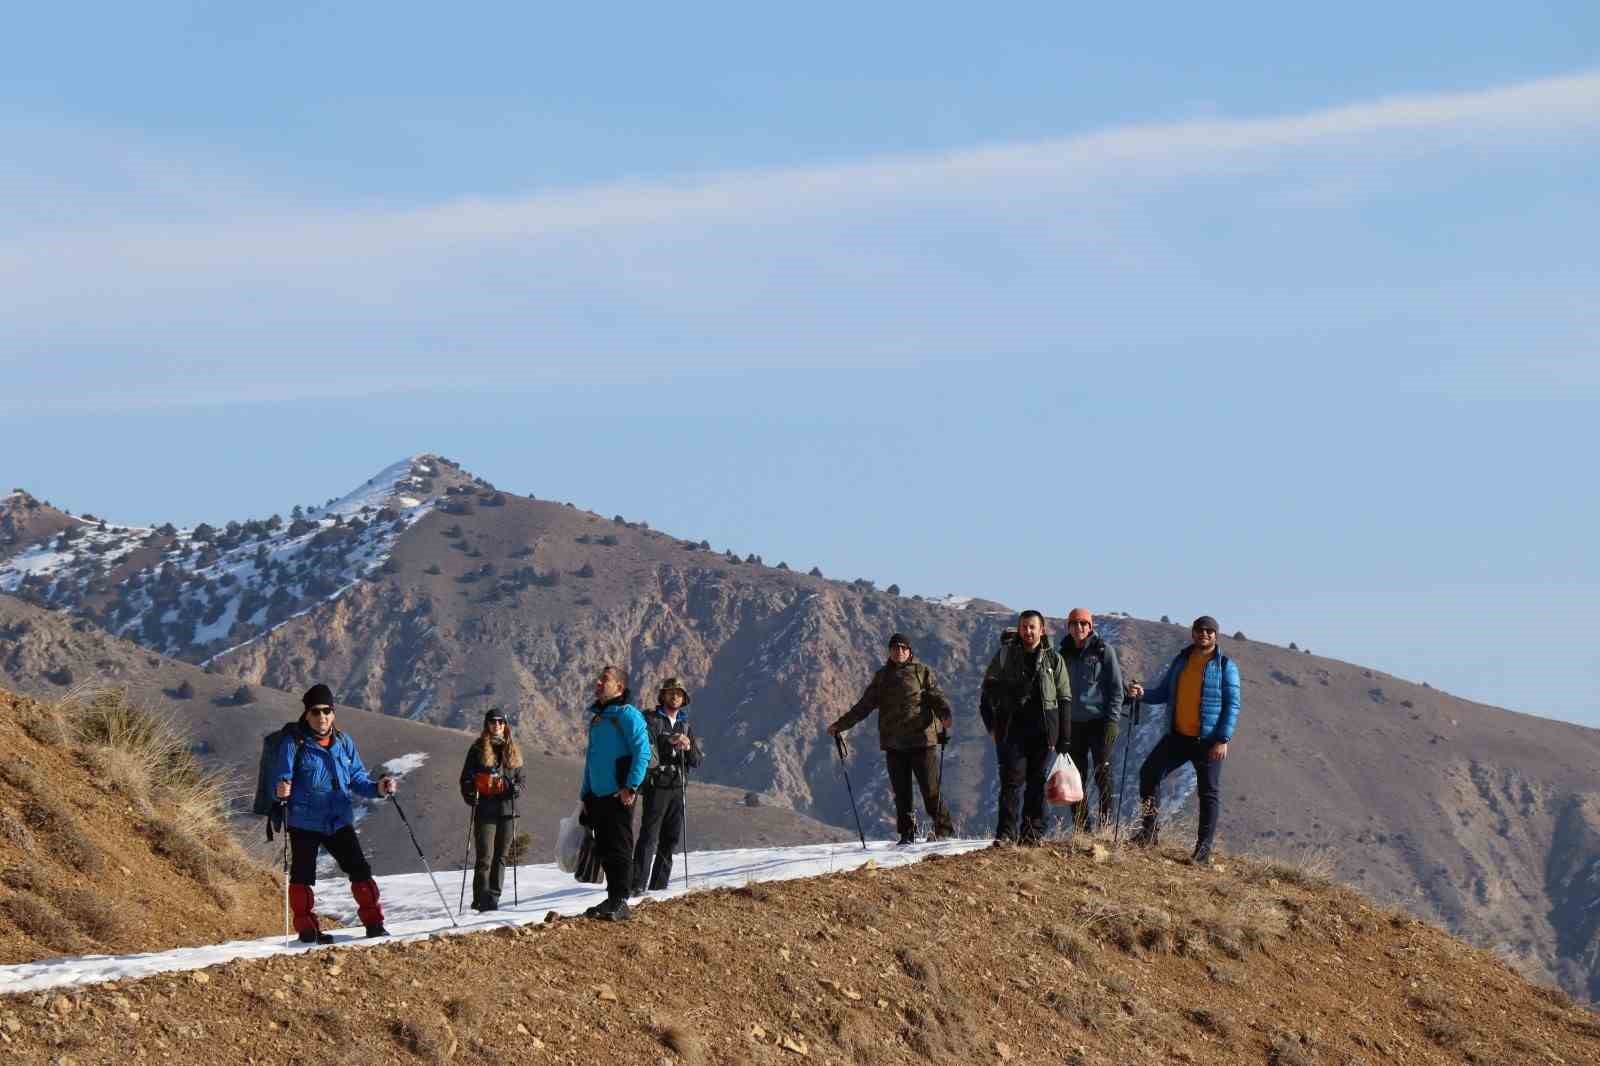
[585,793,635,903]
[288,825,372,886]
[473,816,512,905]
[631,782,684,893]
[995,732,1051,843]
[1067,717,1119,830]
[884,747,954,838]
[1139,733,1224,851]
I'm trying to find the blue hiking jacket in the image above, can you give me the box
[274,723,383,835]
[582,694,651,799]
[1138,647,1241,742]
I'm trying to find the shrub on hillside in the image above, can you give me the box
[575,563,595,578]
[0,893,78,952]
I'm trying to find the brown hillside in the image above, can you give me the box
[0,690,281,965]
[3,840,1598,1065]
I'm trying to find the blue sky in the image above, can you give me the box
[2,3,1597,727]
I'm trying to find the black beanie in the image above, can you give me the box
[484,708,507,725]
[888,633,911,650]
[302,683,334,710]
[1191,616,1219,633]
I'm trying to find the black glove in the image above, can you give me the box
[578,806,591,829]
[937,728,950,746]
[1055,745,1071,757]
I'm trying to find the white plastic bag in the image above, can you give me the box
[1045,753,1084,806]
[555,803,585,873]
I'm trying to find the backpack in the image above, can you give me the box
[252,722,304,839]
[596,710,657,789]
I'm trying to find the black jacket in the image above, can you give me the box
[642,707,703,789]
[459,739,526,820]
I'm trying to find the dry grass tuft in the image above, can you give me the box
[658,1017,706,1065]
[390,1017,446,1062]
[1,892,78,952]
[0,809,34,851]
[1186,1006,1235,1040]
[1241,849,1336,890]
[1423,1016,1470,1050]
[1407,987,1446,1012]
[1267,1032,1317,1066]
[443,995,485,1036]
[732,881,773,903]
[1044,922,1094,966]
[1043,985,1115,1031]
[56,887,124,942]
[895,946,940,989]
[1,862,44,893]
[5,768,105,875]
[310,1008,350,1044]
[142,816,216,886]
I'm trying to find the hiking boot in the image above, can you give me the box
[479,900,498,913]
[590,898,631,922]
[990,837,1016,849]
[1189,844,1215,867]
[896,831,917,846]
[365,924,390,938]
[298,929,334,945]
[1130,817,1158,849]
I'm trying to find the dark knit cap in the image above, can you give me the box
[1191,616,1220,633]
[484,708,507,724]
[888,633,911,649]
[302,683,334,710]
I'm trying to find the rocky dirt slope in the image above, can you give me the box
[0,690,281,965]
[3,840,1597,1065]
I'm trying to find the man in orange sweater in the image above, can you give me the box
[1126,616,1241,864]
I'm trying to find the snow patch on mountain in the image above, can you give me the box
[0,454,480,663]
[927,594,974,610]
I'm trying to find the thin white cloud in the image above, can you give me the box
[3,69,1596,279]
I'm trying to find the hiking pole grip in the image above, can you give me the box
[834,732,867,851]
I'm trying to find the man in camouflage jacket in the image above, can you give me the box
[828,633,956,844]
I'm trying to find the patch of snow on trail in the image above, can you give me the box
[0,839,989,995]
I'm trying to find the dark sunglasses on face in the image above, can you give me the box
[307,707,334,716]
[1193,627,1217,635]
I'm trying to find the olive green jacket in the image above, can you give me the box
[831,658,953,751]
[980,636,1072,752]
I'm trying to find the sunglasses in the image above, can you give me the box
[1193,627,1217,635]
[307,707,334,717]
[1067,620,1092,628]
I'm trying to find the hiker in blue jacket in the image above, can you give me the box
[580,664,651,921]
[1126,617,1241,864]
[272,683,396,942]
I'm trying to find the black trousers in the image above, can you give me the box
[585,793,635,903]
[884,747,954,838]
[473,816,512,905]
[1139,733,1224,851]
[288,825,372,886]
[1067,717,1119,829]
[995,732,1051,843]
[631,783,684,893]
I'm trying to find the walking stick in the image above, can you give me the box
[277,802,291,939]
[834,734,868,851]
[389,796,460,927]
[459,792,477,913]
[680,765,691,891]
[1113,697,1141,846]
[510,796,519,908]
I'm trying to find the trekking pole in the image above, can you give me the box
[681,766,691,891]
[278,802,291,939]
[834,734,868,851]
[510,801,519,908]
[459,792,477,914]
[389,796,460,927]
[1113,697,1141,846]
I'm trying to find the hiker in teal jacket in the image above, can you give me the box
[580,664,651,920]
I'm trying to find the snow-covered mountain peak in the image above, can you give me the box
[0,454,490,662]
